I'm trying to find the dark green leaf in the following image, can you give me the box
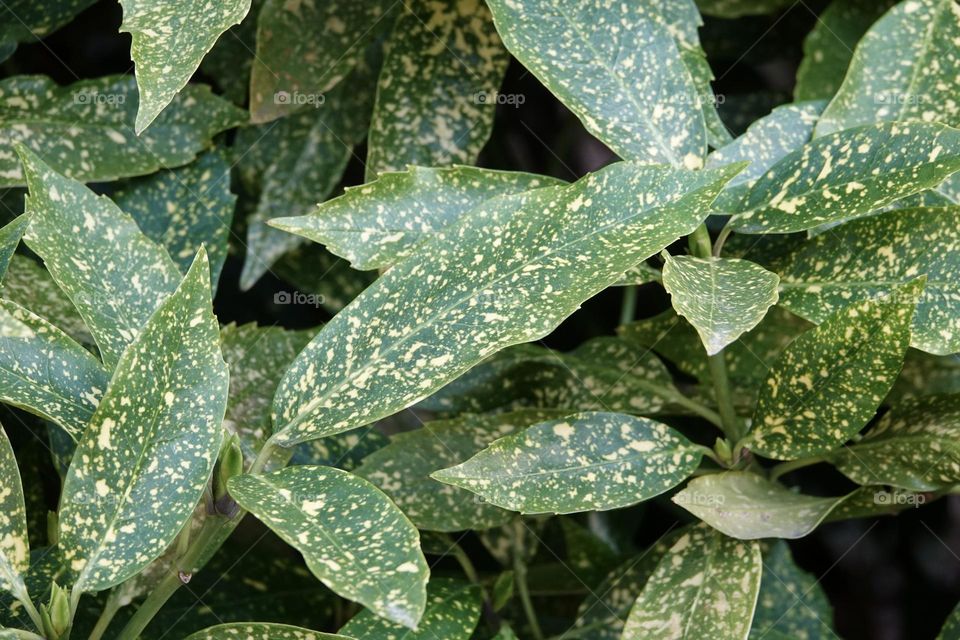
[0,423,28,601]
[0,1,97,61]
[0,216,26,283]
[0,256,90,346]
[183,624,350,640]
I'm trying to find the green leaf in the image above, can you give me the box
[290,426,389,473]
[271,161,743,445]
[816,0,960,136]
[357,410,561,532]
[228,466,429,629]
[622,524,762,640]
[0,75,244,187]
[750,540,835,640]
[433,412,705,515]
[824,486,935,523]
[0,256,90,346]
[0,0,97,61]
[828,394,960,491]
[777,207,960,355]
[794,0,898,102]
[728,122,960,234]
[889,350,960,402]
[338,578,481,640]
[270,166,563,271]
[695,0,793,18]
[18,146,182,368]
[183,624,350,640]
[120,0,250,132]
[248,0,395,123]
[0,423,29,600]
[366,0,508,177]
[0,216,26,284]
[741,279,922,460]
[673,472,850,539]
[111,150,235,288]
[58,250,228,594]
[661,253,780,355]
[0,299,109,440]
[486,0,707,167]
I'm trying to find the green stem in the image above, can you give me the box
[713,224,733,257]
[770,456,825,481]
[7,629,45,640]
[87,590,124,640]
[444,535,501,630]
[649,383,724,428]
[513,556,544,640]
[13,588,44,634]
[620,285,638,325]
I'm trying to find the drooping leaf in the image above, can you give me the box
[0,423,29,601]
[0,256,90,346]
[794,0,898,102]
[357,410,562,532]
[0,216,26,283]
[0,0,97,61]
[58,250,228,594]
[183,624,350,640]
[0,75,244,187]
[248,0,396,123]
[695,0,793,18]
[816,0,960,136]
[433,412,706,515]
[365,0,508,177]
[661,253,780,355]
[228,465,429,629]
[776,207,960,355]
[111,150,235,287]
[828,394,960,491]
[119,0,251,132]
[270,166,563,271]
[0,299,109,440]
[271,161,743,445]
[486,0,707,167]
[622,524,762,640]
[741,279,922,460]
[728,122,960,234]
[750,540,835,640]
[673,472,850,539]
[338,578,481,640]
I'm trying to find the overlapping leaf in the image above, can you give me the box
[433,412,706,514]
[0,216,26,283]
[0,256,90,345]
[270,161,742,445]
[58,250,228,594]
[228,466,429,629]
[0,424,29,600]
[750,541,835,639]
[0,75,243,187]
[0,0,97,61]
[290,426,388,473]
[183,624,350,640]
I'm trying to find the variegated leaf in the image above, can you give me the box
[0,423,29,600]
[183,624,350,640]
[59,250,228,594]
[889,350,960,402]
[674,472,850,539]
[228,466,429,629]
[741,279,922,460]
[661,253,780,355]
[120,0,251,132]
[432,412,706,514]
[622,524,762,640]
[729,122,960,234]
[18,146,182,368]
[0,216,26,283]
[270,166,563,271]
[777,207,960,355]
[750,540,835,639]
[816,0,960,136]
[271,161,743,445]
[0,0,97,61]
[0,255,90,346]
[0,75,243,187]
[290,426,388,472]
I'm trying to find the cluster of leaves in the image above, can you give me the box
[1,0,960,639]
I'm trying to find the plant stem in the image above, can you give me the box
[443,535,501,631]
[7,629,45,640]
[513,556,544,640]
[713,224,733,257]
[87,590,124,640]
[770,456,825,481]
[650,383,724,428]
[620,285,638,325]
[13,587,44,633]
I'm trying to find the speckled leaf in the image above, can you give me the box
[0,0,97,61]
[750,540,835,640]
[248,0,396,123]
[662,253,780,355]
[228,466,429,629]
[183,624,350,640]
[486,0,707,167]
[0,216,26,284]
[18,146,182,368]
[777,207,960,355]
[111,150,235,287]
[271,166,564,271]
[290,426,389,472]
[0,424,28,600]
[794,0,898,102]
[119,0,250,132]
[828,394,960,491]
[338,578,481,640]
[742,279,922,460]
[357,410,560,532]
[695,0,793,17]
[0,75,244,187]
[0,255,90,346]
[58,250,228,594]
[728,122,960,234]
[674,472,851,539]
[622,524,762,640]
[0,299,108,440]
[816,0,960,136]
[433,412,706,514]
[366,0,508,177]
[271,161,743,445]
[889,350,960,402]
